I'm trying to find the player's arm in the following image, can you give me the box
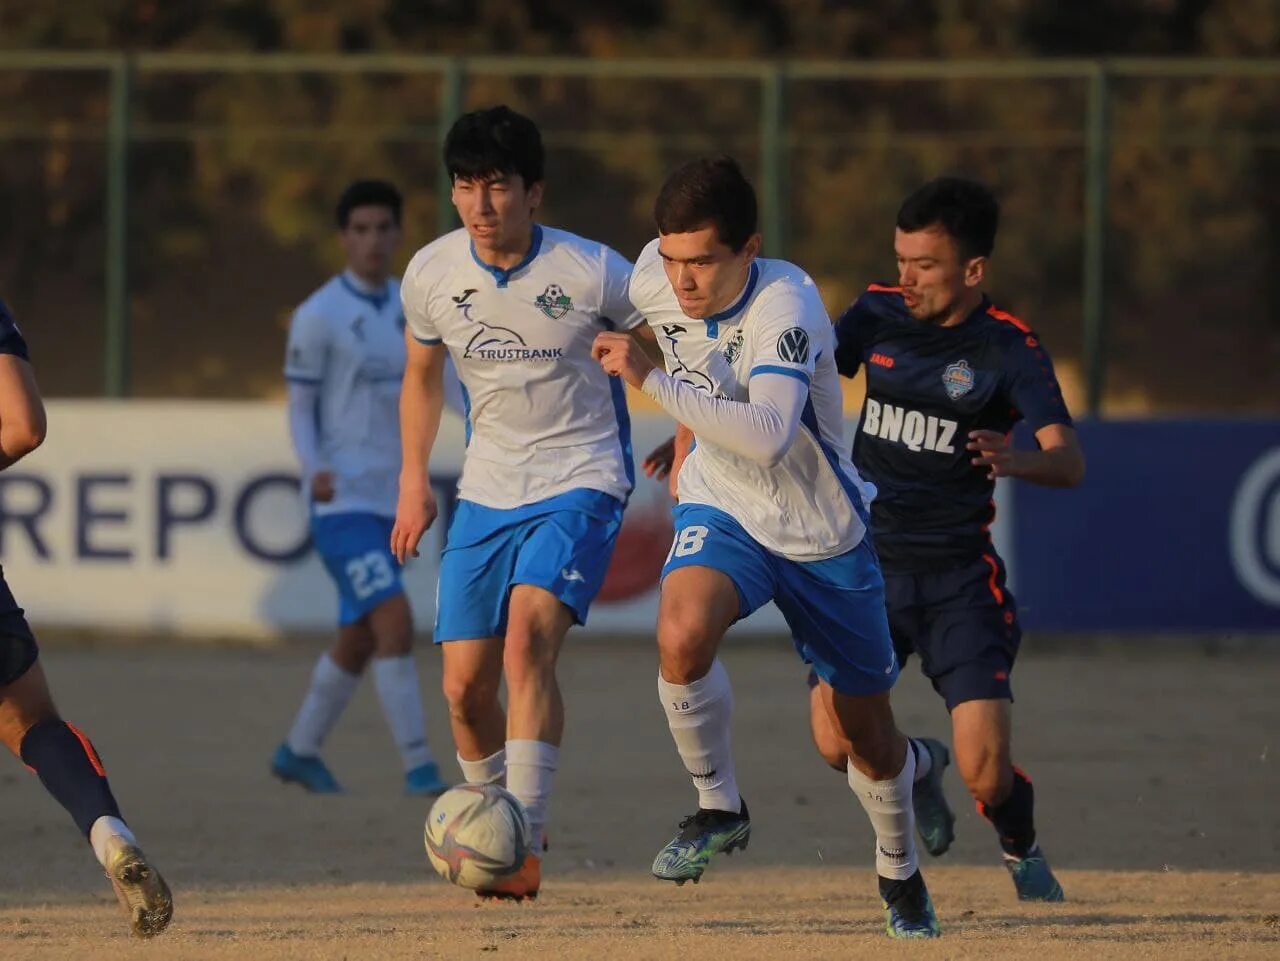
[592,332,804,467]
[284,307,334,502]
[0,354,46,472]
[391,334,447,562]
[967,424,1084,486]
[626,322,667,368]
[641,421,694,499]
[832,297,870,378]
[968,330,1086,486]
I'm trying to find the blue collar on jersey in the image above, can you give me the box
[701,261,760,338]
[470,223,544,288]
[339,273,392,311]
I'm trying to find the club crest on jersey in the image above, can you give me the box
[534,283,573,319]
[942,359,975,399]
[723,329,744,365]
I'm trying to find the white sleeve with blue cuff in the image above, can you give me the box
[640,369,807,467]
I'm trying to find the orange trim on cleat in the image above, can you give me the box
[476,853,541,902]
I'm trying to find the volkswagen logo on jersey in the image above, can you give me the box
[942,359,975,400]
[777,327,810,365]
[534,283,573,319]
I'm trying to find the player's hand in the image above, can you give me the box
[310,471,336,503]
[391,477,438,563]
[643,436,676,480]
[967,429,1022,480]
[592,331,656,389]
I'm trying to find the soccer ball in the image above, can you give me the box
[423,784,532,890]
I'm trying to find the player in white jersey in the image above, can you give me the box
[392,106,652,900]
[593,157,941,938]
[273,180,450,798]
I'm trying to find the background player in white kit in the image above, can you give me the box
[593,157,941,938]
[392,106,652,900]
[273,180,450,797]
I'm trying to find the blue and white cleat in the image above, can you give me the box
[404,761,449,797]
[652,800,751,884]
[1004,850,1066,901]
[911,737,956,856]
[881,870,942,939]
[271,743,343,794]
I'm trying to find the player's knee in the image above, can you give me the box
[501,629,556,689]
[441,671,500,725]
[656,618,719,685]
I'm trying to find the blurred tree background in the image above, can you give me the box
[0,0,1276,414]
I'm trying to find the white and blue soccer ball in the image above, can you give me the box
[424,784,531,890]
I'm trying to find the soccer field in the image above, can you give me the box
[2,640,1277,959]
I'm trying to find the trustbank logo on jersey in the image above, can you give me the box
[455,290,564,362]
[942,359,975,399]
[534,283,573,319]
[862,398,958,454]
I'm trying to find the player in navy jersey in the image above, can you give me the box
[810,177,1084,901]
[0,299,173,937]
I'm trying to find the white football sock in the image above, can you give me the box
[909,737,933,781]
[89,816,136,869]
[847,742,918,880]
[286,653,359,757]
[506,739,558,852]
[372,654,434,771]
[457,748,506,785]
[658,659,741,813]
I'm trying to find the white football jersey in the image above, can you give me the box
[284,273,407,517]
[401,225,641,509]
[630,239,874,561]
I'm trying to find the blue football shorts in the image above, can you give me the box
[662,503,898,697]
[434,488,624,642]
[311,511,404,626]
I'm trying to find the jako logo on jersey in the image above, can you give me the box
[534,283,573,319]
[870,352,894,368]
[350,315,366,341]
[862,399,958,454]
[777,327,810,364]
[942,359,975,399]
[455,296,564,362]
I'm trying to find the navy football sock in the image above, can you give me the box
[978,765,1037,859]
[20,718,123,838]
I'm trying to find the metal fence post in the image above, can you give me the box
[105,54,131,397]
[760,64,787,258]
[436,57,465,239]
[1082,62,1111,418]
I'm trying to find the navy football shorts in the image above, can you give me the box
[0,568,37,687]
[883,551,1022,710]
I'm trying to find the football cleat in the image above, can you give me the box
[271,743,342,794]
[476,853,541,902]
[1004,850,1066,901]
[881,870,941,939]
[652,800,751,884]
[105,838,173,938]
[911,737,956,857]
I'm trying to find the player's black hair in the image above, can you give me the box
[653,156,758,253]
[897,177,999,260]
[335,180,402,228]
[444,105,545,187]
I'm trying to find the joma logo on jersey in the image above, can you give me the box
[534,283,573,319]
[862,399,958,454]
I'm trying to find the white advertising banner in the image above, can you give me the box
[0,401,1010,641]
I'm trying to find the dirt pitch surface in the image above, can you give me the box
[2,639,1277,959]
